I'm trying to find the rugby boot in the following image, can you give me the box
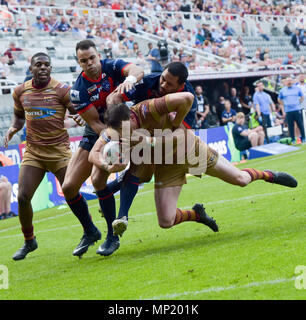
[192,203,219,232]
[12,237,38,261]
[96,236,120,256]
[73,228,101,258]
[264,170,298,188]
[112,216,128,237]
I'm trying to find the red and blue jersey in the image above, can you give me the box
[121,73,197,129]
[70,59,131,117]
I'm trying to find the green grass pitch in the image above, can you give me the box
[0,145,305,300]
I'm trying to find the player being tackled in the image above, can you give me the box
[89,92,298,249]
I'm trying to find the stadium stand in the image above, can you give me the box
[0,1,305,145]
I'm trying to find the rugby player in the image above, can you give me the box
[95,62,199,255]
[60,40,144,258]
[89,93,298,243]
[4,53,78,260]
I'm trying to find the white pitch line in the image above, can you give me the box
[145,277,296,300]
[0,189,296,239]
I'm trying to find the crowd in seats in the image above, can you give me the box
[0,1,305,74]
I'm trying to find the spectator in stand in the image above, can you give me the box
[195,85,210,129]
[253,81,275,128]
[57,17,71,32]
[210,25,224,43]
[232,112,265,152]
[4,42,23,65]
[254,23,270,41]
[0,175,15,220]
[147,44,163,73]
[270,23,281,37]
[282,53,294,65]
[291,29,301,51]
[240,86,253,115]
[180,0,192,19]
[278,77,305,144]
[296,74,306,110]
[221,99,237,125]
[215,95,226,125]
[229,87,243,113]
[284,23,292,36]
[32,16,45,31]
[0,55,10,79]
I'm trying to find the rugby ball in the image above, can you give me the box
[102,141,122,165]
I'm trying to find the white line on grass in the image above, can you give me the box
[144,277,296,300]
[0,189,296,239]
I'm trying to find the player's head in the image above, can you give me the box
[159,62,188,96]
[75,40,101,78]
[104,103,130,133]
[30,52,52,85]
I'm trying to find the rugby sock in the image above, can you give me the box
[107,178,122,194]
[66,193,97,235]
[118,174,140,220]
[22,226,34,241]
[173,208,199,226]
[242,168,274,183]
[96,187,117,240]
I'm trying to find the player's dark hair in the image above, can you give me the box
[30,52,50,65]
[75,39,97,53]
[104,103,130,129]
[164,62,188,85]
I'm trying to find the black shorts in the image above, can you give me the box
[236,138,252,152]
[78,124,99,152]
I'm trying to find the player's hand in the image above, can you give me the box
[101,161,128,173]
[68,114,85,127]
[115,81,134,94]
[3,127,18,148]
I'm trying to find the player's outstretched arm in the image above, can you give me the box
[4,109,25,148]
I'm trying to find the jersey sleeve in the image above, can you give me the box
[69,84,93,114]
[104,59,132,79]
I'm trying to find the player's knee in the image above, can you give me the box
[236,172,249,187]
[91,174,106,190]
[158,220,173,229]
[17,191,32,205]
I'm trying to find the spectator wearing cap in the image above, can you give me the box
[32,16,45,31]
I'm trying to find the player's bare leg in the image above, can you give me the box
[62,148,101,258]
[154,185,218,231]
[12,165,45,260]
[206,154,297,188]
